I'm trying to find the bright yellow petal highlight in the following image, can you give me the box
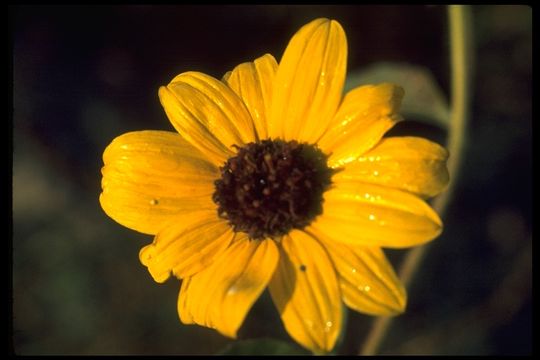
[139,212,232,283]
[178,236,278,338]
[314,231,406,315]
[100,131,218,235]
[268,18,347,143]
[159,71,256,166]
[223,54,278,140]
[333,136,450,198]
[269,230,342,354]
[311,182,442,248]
[318,83,404,167]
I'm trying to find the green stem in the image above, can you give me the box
[358,5,471,355]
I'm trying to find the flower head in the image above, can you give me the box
[100,18,449,354]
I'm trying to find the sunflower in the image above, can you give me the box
[100,18,449,354]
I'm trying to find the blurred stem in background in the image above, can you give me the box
[359,5,472,355]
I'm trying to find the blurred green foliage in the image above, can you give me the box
[218,338,310,355]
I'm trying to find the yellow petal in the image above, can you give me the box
[267,18,347,143]
[311,182,442,248]
[159,72,256,166]
[177,236,278,338]
[223,54,278,140]
[100,131,218,235]
[314,231,406,315]
[318,84,404,167]
[139,212,232,283]
[333,136,450,198]
[269,230,342,354]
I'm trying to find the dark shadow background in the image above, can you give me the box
[12,5,532,355]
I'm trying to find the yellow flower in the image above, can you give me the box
[100,18,449,354]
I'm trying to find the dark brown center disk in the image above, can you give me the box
[212,139,334,240]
